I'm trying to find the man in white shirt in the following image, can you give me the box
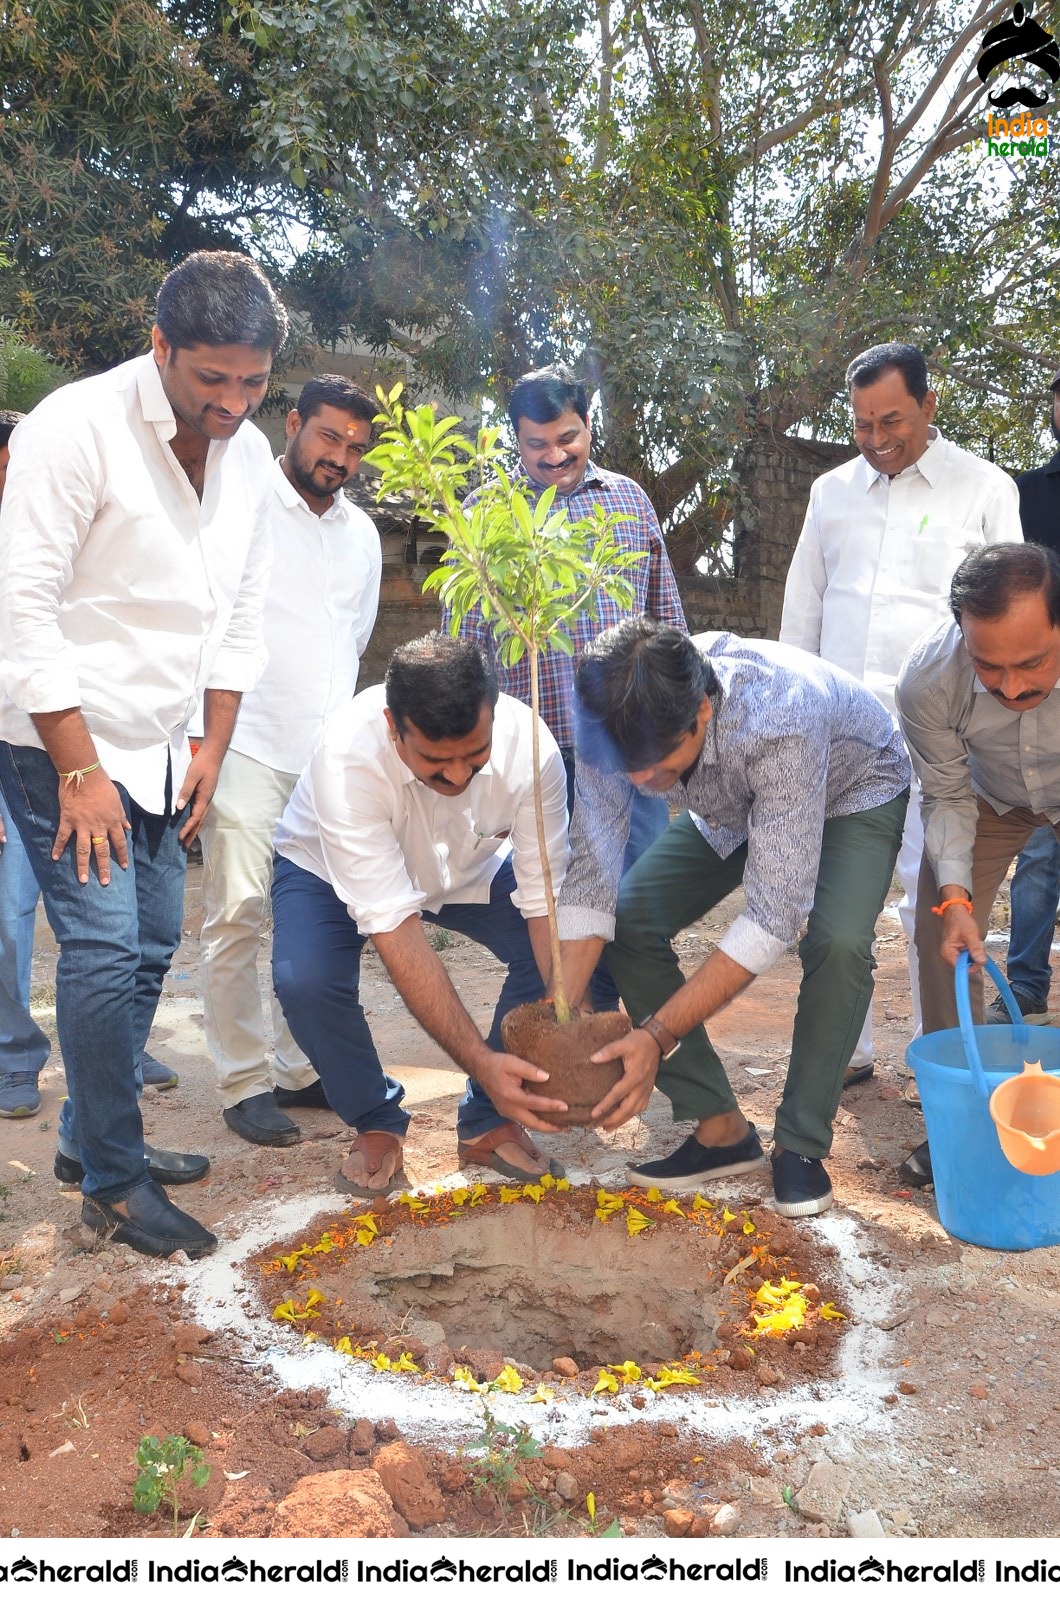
[271,633,570,1195]
[0,250,287,1259]
[780,342,1021,1085]
[202,375,382,1147]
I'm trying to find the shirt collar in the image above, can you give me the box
[860,427,945,491]
[135,353,178,439]
[523,460,609,497]
[271,455,346,518]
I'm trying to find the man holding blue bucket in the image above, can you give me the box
[896,542,1060,1185]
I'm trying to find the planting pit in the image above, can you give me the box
[247,1181,849,1407]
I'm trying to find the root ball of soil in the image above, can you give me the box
[501,1001,630,1126]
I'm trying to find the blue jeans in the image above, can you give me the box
[0,744,188,1199]
[0,792,51,1078]
[1006,825,1060,1009]
[271,854,544,1140]
[562,752,669,1011]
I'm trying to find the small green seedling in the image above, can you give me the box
[133,1433,210,1537]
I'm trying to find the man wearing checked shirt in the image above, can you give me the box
[451,365,686,1004]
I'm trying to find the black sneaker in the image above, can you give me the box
[986,991,1050,1025]
[627,1125,768,1190]
[771,1149,833,1217]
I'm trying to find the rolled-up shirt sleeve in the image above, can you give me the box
[718,729,830,974]
[0,425,97,713]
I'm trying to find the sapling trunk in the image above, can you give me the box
[528,643,571,1024]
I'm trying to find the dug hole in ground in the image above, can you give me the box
[0,863,1055,1541]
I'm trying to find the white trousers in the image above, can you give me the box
[200,749,316,1107]
[849,777,923,1068]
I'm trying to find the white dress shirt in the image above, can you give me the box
[227,460,382,775]
[0,353,272,812]
[780,430,1022,713]
[275,687,569,936]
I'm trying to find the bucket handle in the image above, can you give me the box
[955,950,1029,1103]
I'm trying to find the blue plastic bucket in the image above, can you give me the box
[906,953,1060,1250]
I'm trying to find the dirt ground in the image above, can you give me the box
[2,863,1060,1542]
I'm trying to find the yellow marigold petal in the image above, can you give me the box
[645,1365,701,1390]
[591,1371,620,1396]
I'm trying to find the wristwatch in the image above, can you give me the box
[639,1013,681,1060]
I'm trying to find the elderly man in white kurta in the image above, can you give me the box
[200,376,382,1148]
[780,342,1021,1082]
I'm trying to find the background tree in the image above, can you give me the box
[4,0,1057,563]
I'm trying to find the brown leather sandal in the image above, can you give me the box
[457,1120,565,1181]
[335,1130,408,1197]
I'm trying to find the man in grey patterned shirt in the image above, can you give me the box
[894,542,1060,1188]
[557,619,910,1217]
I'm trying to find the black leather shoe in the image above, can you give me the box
[54,1144,210,1187]
[223,1091,300,1146]
[81,1178,217,1259]
[898,1139,933,1188]
[273,1079,332,1110]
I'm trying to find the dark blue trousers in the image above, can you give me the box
[271,853,544,1139]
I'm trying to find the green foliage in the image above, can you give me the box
[367,387,643,669]
[4,0,1055,569]
[244,0,1058,566]
[0,321,70,409]
[0,0,307,370]
[133,1434,210,1537]
[464,1402,544,1511]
